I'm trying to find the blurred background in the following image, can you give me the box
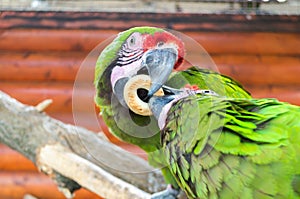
[1,0,299,14]
[0,1,299,199]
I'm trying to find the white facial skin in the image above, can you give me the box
[126,32,143,50]
[110,32,144,89]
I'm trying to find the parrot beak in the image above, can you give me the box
[148,85,183,119]
[142,48,178,98]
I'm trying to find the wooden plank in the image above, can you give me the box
[0,51,84,82]
[212,54,300,85]
[1,51,300,84]
[183,54,300,87]
[0,51,98,82]
[0,82,74,113]
[1,11,299,32]
[185,32,300,56]
[246,85,300,106]
[1,29,299,55]
[0,145,36,171]
[0,29,115,52]
[0,171,102,199]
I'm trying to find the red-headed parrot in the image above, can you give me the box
[94,27,262,198]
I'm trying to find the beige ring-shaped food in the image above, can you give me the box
[123,74,164,116]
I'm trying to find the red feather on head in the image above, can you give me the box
[143,31,185,70]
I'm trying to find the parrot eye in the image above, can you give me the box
[126,32,142,50]
[129,37,135,45]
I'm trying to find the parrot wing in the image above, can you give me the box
[161,95,300,198]
[166,67,251,99]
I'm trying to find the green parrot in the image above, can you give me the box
[94,26,251,197]
[146,86,300,199]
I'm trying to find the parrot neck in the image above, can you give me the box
[157,100,175,130]
[156,88,197,130]
[156,89,218,130]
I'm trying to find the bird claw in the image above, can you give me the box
[151,185,179,199]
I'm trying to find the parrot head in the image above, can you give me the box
[95,27,184,115]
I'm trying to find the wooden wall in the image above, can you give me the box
[0,11,299,198]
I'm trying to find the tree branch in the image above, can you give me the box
[0,90,166,198]
[37,144,151,199]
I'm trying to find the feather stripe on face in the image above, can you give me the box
[117,48,144,66]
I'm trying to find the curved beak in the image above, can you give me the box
[142,48,178,98]
[148,86,182,118]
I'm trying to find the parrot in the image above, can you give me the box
[146,84,300,199]
[94,26,252,197]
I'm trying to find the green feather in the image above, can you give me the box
[252,165,279,196]
[179,156,190,181]
[161,94,300,198]
[225,124,254,135]
[199,148,221,170]
[166,67,251,99]
[248,143,285,164]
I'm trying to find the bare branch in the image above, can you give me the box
[37,144,151,199]
[0,90,166,198]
